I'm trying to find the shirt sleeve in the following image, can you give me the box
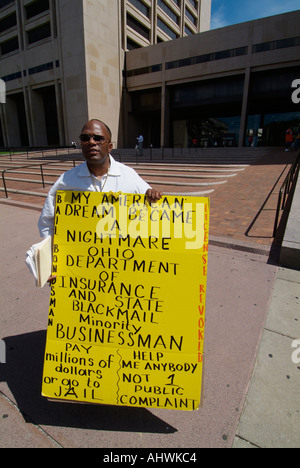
[126,166,151,194]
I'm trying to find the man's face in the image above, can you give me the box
[80,121,113,166]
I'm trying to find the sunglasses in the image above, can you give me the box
[79,134,110,143]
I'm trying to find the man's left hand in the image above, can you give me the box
[146,189,163,203]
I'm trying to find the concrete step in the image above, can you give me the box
[0,187,47,197]
[3,177,53,185]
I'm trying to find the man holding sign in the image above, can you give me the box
[38,119,209,411]
[38,119,162,238]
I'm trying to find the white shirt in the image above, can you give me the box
[38,155,151,237]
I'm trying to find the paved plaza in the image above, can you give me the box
[0,147,296,249]
[0,147,299,448]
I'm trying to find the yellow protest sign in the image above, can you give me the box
[42,191,209,411]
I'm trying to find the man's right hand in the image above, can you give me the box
[47,275,57,284]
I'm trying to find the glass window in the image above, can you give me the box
[165,46,247,70]
[185,7,197,25]
[194,53,213,64]
[27,22,51,44]
[234,46,248,57]
[0,12,17,33]
[25,0,49,20]
[132,89,161,112]
[252,42,272,53]
[253,36,300,53]
[158,0,180,25]
[127,0,150,18]
[276,37,300,49]
[258,112,300,146]
[1,71,22,82]
[157,18,178,40]
[127,13,150,40]
[187,0,197,9]
[172,78,244,107]
[185,25,194,36]
[0,36,19,55]
[215,49,232,60]
[0,0,14,9]
[127,38,142,50]
[28,61,53,75]
[127,64,162,77]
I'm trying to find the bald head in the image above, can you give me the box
[82,119,112,141]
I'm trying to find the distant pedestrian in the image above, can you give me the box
[285,128,293,151]
[137,134,144,156]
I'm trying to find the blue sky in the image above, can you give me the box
[211,0,300,29]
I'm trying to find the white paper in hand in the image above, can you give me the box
[25,236,52,287]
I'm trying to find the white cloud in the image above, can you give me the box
[210,0,300,30]
[210,3,228,29]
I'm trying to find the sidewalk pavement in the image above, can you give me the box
[233,265,300,448]
[0,202,299,448]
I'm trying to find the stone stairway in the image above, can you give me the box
[0,147,265,206]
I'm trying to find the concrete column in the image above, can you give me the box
[28,88,47,146]
[23,86,34,146]
[55,81,66,146]
[239,67,251,147]
[160,79,171,147]
[0,103,8,147]
[5,95,21,147]
[238,23,254,147]
[160,82,166,147]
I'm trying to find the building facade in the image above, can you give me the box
[1,2,299,149]
[0,0,211,147]
[123,0,211,50]
[125,10,300,148]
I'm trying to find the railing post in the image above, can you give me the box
[273,151,300,238]
[40,165,45,188]
[2,170,8,198]
[273,189,283,237]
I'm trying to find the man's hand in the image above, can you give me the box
[47,275,57,284]
[146,188,162,203]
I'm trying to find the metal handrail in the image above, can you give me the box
[0,146,81,160]
[1,160,77,198]
[273,151,300,237]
